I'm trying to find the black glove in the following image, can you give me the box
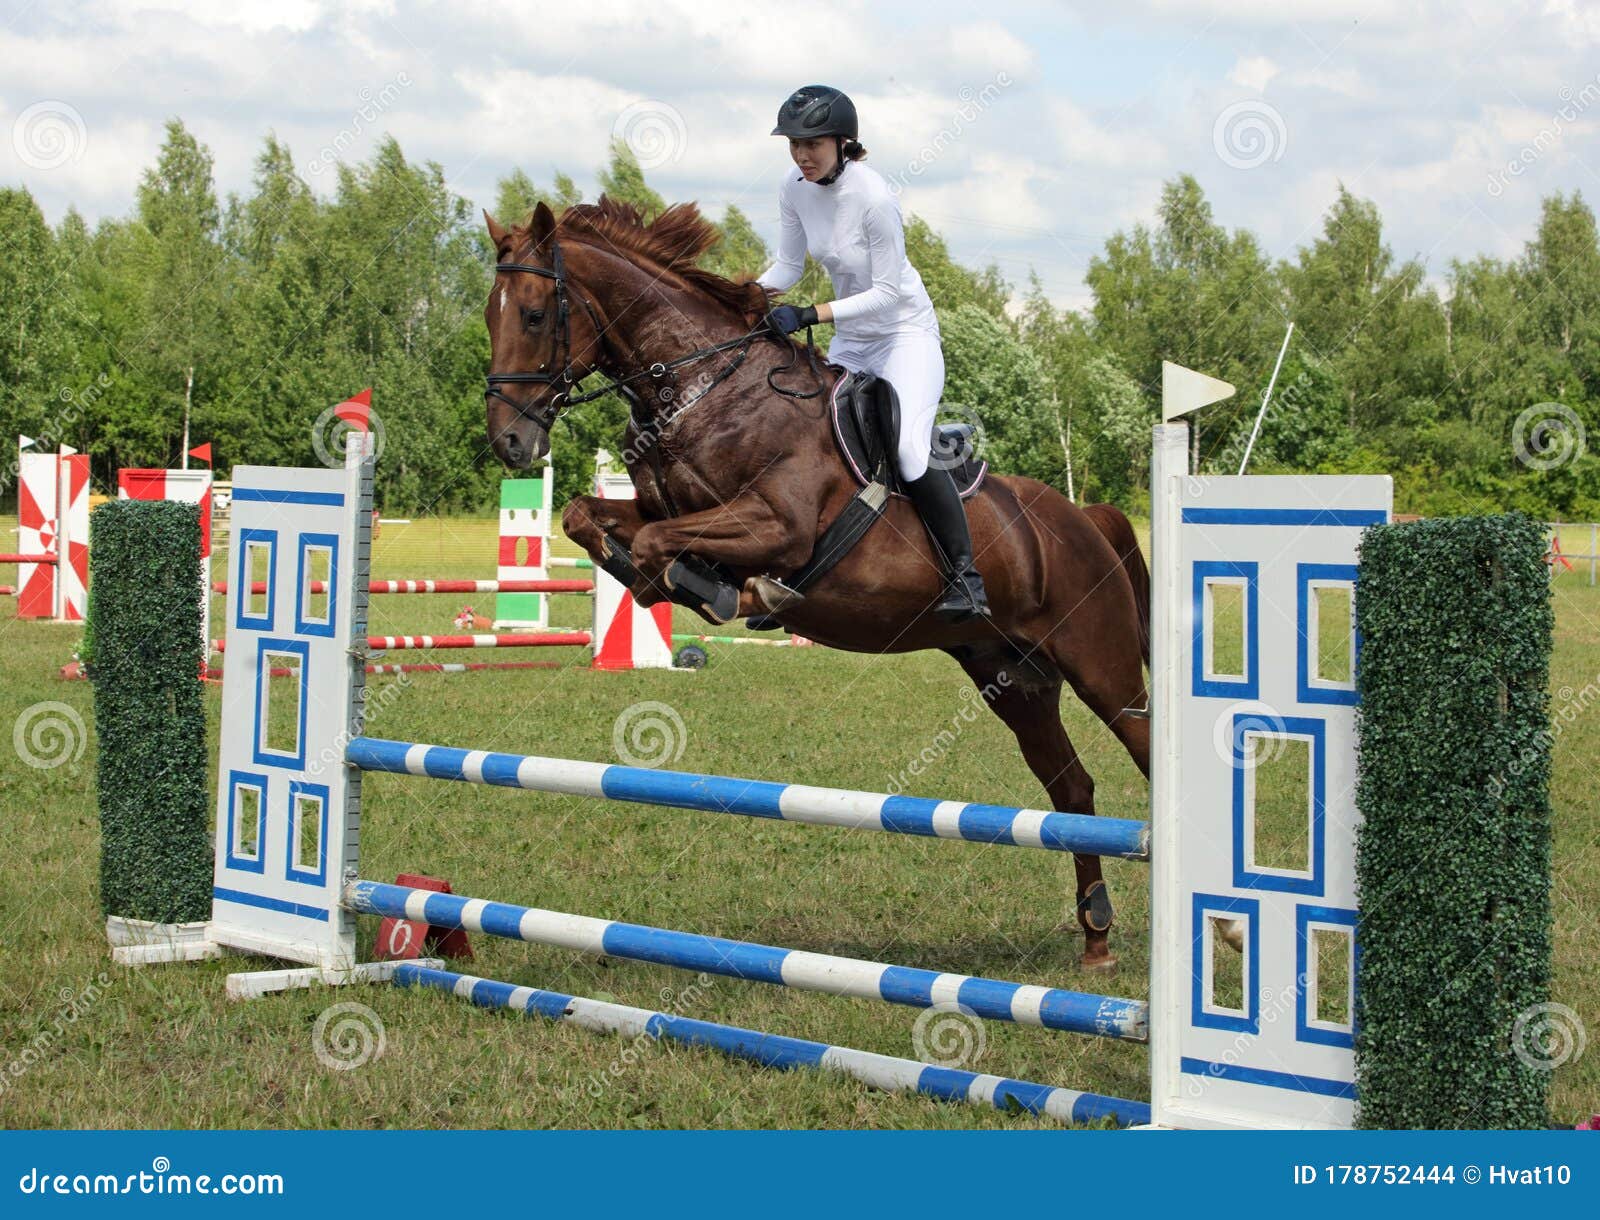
[765,304,818,334]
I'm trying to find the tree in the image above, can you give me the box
[596,139,666,219]
[1281,185,1449,444]
[493,170,583,227]
[0,189,74,474]
[131,119,227,466]
[939,303,1057,487]
[701,204,768,280]
[1087,175,1284,459]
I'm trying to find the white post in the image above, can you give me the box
[1146,420,1188,1127]
[1237,323,1294,475]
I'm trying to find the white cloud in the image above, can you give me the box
[1228,56,1280,92]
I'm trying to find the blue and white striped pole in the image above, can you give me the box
[346,881,1148,1041]
[346,737,1150,860]
[392,964,1151,1127]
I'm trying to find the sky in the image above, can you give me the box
[3,0,1599,312]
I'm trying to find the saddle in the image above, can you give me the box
[744,370,989,613]
[829,370,986,498]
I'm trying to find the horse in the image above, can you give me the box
[483,197,1152,970]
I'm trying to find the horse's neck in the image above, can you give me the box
[574,251,700,365]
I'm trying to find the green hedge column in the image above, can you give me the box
[1355,514,1553,1129]
[92,499,211,923]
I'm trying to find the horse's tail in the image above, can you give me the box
[1082,502,1151,669]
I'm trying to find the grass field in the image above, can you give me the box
[2,513,1594,1129]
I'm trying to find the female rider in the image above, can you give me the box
[756,84,990,623]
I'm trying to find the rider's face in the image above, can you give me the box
[789,136,838,181]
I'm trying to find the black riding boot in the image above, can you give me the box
[905,467,991,623]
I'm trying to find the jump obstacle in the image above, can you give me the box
[495,465,812,651]
[6,439,88,621]
[109,364,1404,1129]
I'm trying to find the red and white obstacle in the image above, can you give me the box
[7,438,89,622]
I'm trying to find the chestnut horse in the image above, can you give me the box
[483,198,1151,969]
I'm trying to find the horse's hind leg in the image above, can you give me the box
[951,651,1118,971]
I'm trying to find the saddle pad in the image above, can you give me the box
[828,368,986,499]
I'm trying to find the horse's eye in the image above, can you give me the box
[522,307,546,328]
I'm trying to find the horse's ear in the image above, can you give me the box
[484,210,510,250]
[530,201,557,247]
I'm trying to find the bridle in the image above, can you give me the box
[486,236,829,435]
[485,239,600,430]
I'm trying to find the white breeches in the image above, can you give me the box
[827,329,945,481]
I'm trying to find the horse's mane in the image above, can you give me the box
[523,195,771,322]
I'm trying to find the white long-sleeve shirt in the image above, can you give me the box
[756,161,940,341]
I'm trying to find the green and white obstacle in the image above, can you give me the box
[495,465,811,658]
[495,466,674,668]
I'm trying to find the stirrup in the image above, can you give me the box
[751,575,805,613]
[933,572,991,623]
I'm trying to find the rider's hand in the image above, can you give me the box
[765,304,819,334]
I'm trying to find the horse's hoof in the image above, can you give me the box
[1079,949,1119,972]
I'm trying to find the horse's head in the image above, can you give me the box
[483,203,604,468]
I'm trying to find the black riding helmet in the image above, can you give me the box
[772,85,858,185]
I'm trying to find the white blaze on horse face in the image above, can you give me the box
[499,287,509,312]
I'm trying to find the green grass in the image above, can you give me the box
[1,514,1593,1129]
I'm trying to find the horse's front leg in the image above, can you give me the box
[562,495,668,606]
[631,492,813,622]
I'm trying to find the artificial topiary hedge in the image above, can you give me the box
[90,499,211,923]
[1354,512,1553,1129]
